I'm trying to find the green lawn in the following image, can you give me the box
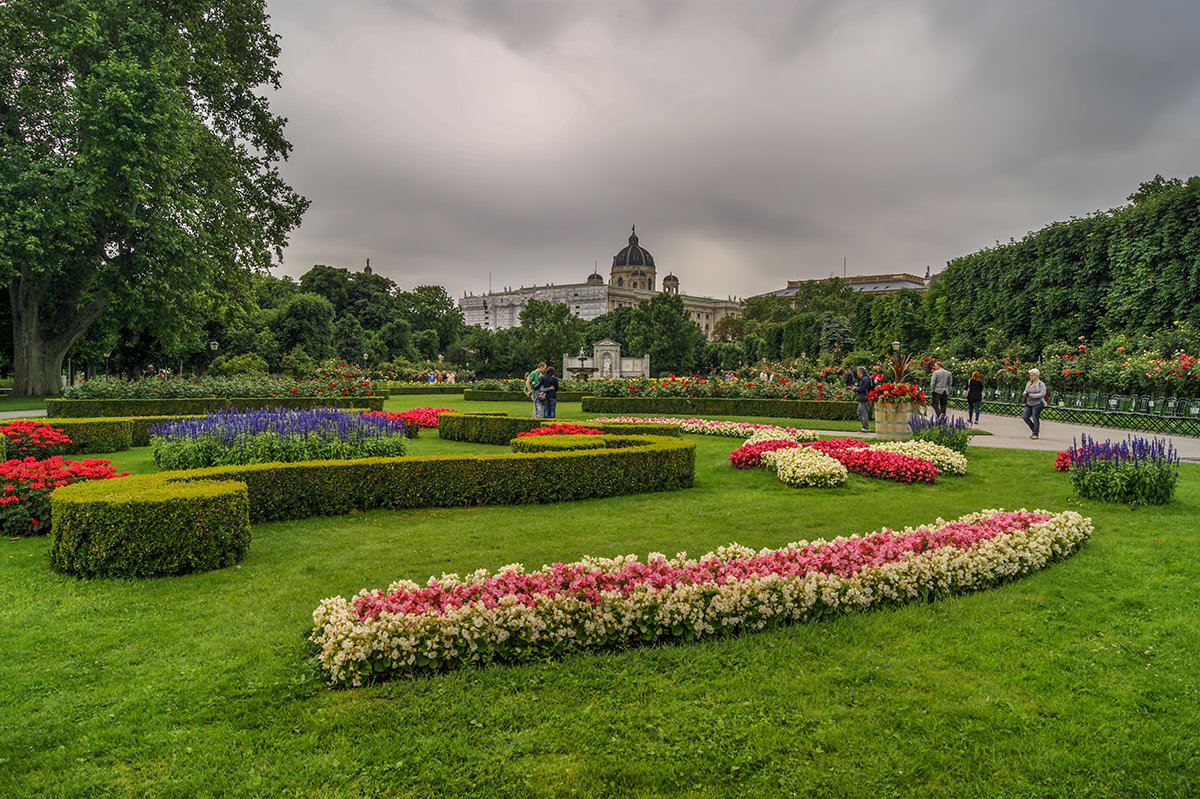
[2,397,1198,797]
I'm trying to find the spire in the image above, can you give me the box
[629,225,638,246]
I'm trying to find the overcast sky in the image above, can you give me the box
[263,0,1200,303]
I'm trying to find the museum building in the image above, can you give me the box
[458,227,741,339]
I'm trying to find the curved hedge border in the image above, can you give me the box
[50,428,694,578]
[439,412,681,446]
[46,396,384,419]
[49,478,250,578]
[580,396,857,420]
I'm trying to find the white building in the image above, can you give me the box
[459,227,741,339]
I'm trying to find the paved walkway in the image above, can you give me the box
[863,408,1200,462]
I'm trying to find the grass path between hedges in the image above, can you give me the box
[2,397,1199,797]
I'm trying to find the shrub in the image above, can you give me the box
[1067,434,1180,505]
[50,478,250,578]
[149,408,407,470]
[908,415,972,454]
[0,457,129,537]
[46,396,385,419]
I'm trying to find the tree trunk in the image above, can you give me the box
[9,271,109,397]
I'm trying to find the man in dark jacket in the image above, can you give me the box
[854,366,874,433]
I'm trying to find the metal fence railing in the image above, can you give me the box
[948,389,1200,437]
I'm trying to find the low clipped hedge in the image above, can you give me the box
[462,390,588,402]
[49,425,694,578]
[580,396,857,421]
[49,478,250,578]
[45,396,384,419]
[39,418,134,453]
[438,412,681,446]
[388,384,463,395]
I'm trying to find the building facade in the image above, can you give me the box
[459,227,741,339]
[757,272,931,300]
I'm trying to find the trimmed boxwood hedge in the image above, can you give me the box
[48,424,694,577]
[462,390,588,402]
[438,412,681,446]
[388,384,464,395]
[50,478,250,578]
[45,396,384,419]
[39,418,134,454]
[579,395,857,420]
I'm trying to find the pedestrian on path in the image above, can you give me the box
[965,371,984,425]
[929,362,952,419]
[1022,368,1047,439]
[853,366,874,433]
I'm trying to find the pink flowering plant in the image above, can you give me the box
[311,509,1093,685]
[591,416,817,441]
[517,424,604,437]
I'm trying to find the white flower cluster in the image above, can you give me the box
[761,447,848,488]
[744,428,804,445]
[592,416,818,442]
[872,440,968,475]
[311,508,1090,686]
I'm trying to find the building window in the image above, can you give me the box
[617,278,623,287]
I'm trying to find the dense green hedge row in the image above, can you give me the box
[49,478,251,579]
[462,390,588,402]
[45,396,384,419]
[50,427,694,578]
[387,384,464,395]
[438,412,681,446]
[579,396,858,420]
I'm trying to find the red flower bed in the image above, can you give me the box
[0,456,129,537]
[800,439,938,483]
[516,424,604,437]
[0,420,72,459]
[364,407,456,432]
[729,439,800,469]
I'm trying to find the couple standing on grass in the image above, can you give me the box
[525,361,560,419]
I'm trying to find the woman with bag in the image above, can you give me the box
[965,371,984,425]
[1022,368,1047,439]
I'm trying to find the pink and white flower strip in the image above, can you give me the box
[311,508,1091,685]
[590,416,818,441]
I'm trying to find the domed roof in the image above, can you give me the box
[612,226,655,268]
[662,272,679,283]
[588,271,604,281]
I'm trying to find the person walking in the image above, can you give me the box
[1022,368,1047,439]
[965,370,984,425]
[929,361,952,419]
[538,367,560,419]
[853,366,874,434]
[526,361,547,418]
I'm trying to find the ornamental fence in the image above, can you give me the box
[947,388,1200,437]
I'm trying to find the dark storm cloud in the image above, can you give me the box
[263,0,1200,301]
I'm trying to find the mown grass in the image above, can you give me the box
[2,397,1198,797]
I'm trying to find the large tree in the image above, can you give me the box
[0,1,307,395]
[518,299,583,365]
[626,293,705,376]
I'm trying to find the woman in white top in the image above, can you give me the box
[1022,368,1047,439]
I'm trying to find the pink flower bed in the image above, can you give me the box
[729,439,800,468]
[312,508,1094,685]
[814,446,939,484]
[365,406,455,430]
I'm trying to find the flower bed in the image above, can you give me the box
[729,435,963,486]
[516,424,604,437]
[149,408,408,470]
[1062,434,1179,505]
[728,439,800,469]
[808,442,938,484]
[1,420,72,459]
[586,376,855,401]
[871,440,968,476]
[63,369,381,399]
[311,508,1093,685]
[364,406,455,433]
[0,457,129,537]
[762,447,848,487]
[591,416,817,441]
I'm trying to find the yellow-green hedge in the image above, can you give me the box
[438,412,681,446]
[50,477,250,578]
[49,429,694,577]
